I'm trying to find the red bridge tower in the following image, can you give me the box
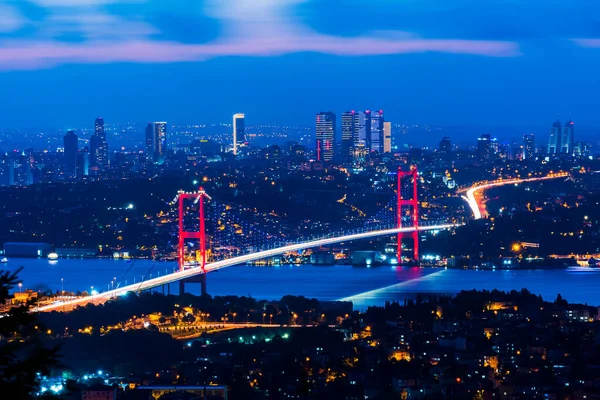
[397,166,419,262]
[177,187,211,295]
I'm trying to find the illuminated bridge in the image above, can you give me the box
[36,166,459,312]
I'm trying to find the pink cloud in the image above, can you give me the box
[0,0,520,70]
[573,38,600,47]
[0,35,519,71]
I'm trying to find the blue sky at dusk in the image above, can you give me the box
[1,0,600,131]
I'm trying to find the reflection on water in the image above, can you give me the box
[5,258,600,309]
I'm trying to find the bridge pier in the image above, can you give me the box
[179,274,207,296]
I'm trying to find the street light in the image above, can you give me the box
[18,282,22,292]
[269,314,273,325]
[61,278,64,295]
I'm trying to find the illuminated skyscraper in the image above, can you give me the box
[547,119,561,155]
[523,134,535,159]
[383,121,392,153]
[233,113,245,155]
[145,123,154,164]
[315,111,336,162]
[561,120,574,155]
[341,111,355,160]
[0,153,12,186]
[354,111,371,149]
[89,118,108,172]
[477,134,491,161]
[153,122,167,163]
[370,110,384,153]
[63,130,78,176]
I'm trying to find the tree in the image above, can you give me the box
[0,268,60,399]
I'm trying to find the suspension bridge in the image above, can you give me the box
[36,166,459,312]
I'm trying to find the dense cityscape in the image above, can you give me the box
[3,1,600,399]
[1,109,600,399]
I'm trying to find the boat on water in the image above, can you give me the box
[47,252,59,261]
[0,257,8,263]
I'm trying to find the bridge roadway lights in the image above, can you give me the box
[179,274,207,296]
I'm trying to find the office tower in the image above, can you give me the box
[370,110,384,153]
[341,111,355,160]
[523,134,535,160]
[233,113,245,155]
[561,120,574,155]
[547,119,561,155]
[76,151,89,177]
[315,111,336,162]
[145,123,154,164]
[439,137,451,153]
[13,152,31,186]
[63,130,78,176]
[90,117,108,171]
[477,134,491,161]
[153,122,167,163]
[574,141,591,157]
[383,121,392,153]
[0,153,12,186]
[354,111,371,149]
[490,138,499,157]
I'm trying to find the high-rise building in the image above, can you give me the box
[90,117,108,172]
[233,113,245,155]
[13,152,31,186]
[523,134,535,159]
[439,137,451,153]
[477,134,492,161]
[63,130,78,176]
[341,111,356,160]
[547,119,562,155]
[145,123,154,164]
[383,121,392,153]
[315,112,336,162]
[355,111,371,149]
[76,151,89,178]
[0,153,12,186]
[370,110,384,153]
[153,122,167,163]
[561,120,574,155]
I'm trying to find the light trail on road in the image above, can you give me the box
[461,173,569,219]
[36,223,458,312]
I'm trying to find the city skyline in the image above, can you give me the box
[0,1,600,128]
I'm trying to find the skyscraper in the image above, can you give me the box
[90,117,108,172]
[153,122,167,163]
[233,113,245,155]
[315,112,336,162]
[370,110,384,153]
[477,134,491,161]
[561,120,574,155]
[63,130,78,176]
[354,111,371,149]
[145,123,154,164]
[547,119,562,155]
[341,111,356,160]
[0,153,12,186]
[439,137,451,153]
[523,134,535,160]
[383,121,392,153]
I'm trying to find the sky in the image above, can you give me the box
[1,0,600,132]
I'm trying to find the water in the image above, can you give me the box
[4,258,600,309]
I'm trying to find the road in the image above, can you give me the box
[461,173,569,219]
[35,223,457,312]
